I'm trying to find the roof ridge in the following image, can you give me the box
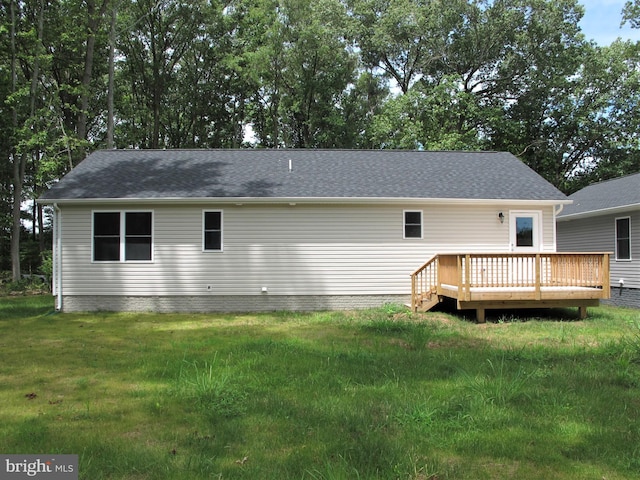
[88,148,506,154]
[580,171,640,190]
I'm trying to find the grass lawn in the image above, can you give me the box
[1,296,640,479]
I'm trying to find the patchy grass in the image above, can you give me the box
[1,296,640,479]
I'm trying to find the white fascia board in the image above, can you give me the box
[38,196,571,206]
[557,203,640,221]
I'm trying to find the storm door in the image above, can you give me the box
[509,211,541,252]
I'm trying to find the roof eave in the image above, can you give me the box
[38,196,570,206]
[557,202,640,221]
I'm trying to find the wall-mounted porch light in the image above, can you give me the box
[498,212,505,223]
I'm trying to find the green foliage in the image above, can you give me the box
[171,358,249,418]
[3,0,640,273]
[0,275,49,296]
[623,0,640,28]
[462,356,535,406]
[39,250,52,278]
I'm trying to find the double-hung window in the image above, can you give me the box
[203,211,223,251]
[404,210,423,239]
[93,211,153,262]
[615,217,631,261]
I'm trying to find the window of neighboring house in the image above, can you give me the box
[93,211,153,262]
[203,211,223,251]
[404,210,423,239]
[615,217,631,260]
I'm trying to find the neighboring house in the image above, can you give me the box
[39,149,573,313]
[557,172,640,309]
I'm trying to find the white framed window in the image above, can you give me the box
[203,210,223,251]
[615,217,631,261]
[404,210,423,239]
[93,211,153,262]
[509,210,541,252]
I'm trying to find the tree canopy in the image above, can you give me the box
[1,0,640,276]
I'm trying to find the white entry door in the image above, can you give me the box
[509,211,541,252]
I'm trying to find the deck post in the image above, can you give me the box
[535,254,541,300]
[464,254,471,302]
[476,308,486,323]
[411,274,416,312]
[457,255,463,300]
[579,306,587,319]
[602,253,610,298]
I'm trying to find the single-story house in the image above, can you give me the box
[557,172,640,309]
[38,149,608,316]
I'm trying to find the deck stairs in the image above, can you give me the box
[413,287,441,312]
[410,256,441,313]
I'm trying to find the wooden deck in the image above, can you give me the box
[410,253,610,322]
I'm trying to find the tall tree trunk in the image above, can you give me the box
[78,0,110,158]
[10,156,26,281]
[107,4,116,149]
[9,0,21,281]
[37,203,44,253]
[11,0,44,280]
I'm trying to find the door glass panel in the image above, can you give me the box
[516,217,534,247]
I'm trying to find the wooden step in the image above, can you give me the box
[415,294,441,312]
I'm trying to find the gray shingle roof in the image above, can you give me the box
[558,172,640,218]
[39,149,567,202]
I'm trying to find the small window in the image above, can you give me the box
[203,211,223,251]
[93,211,153,262]
[404,211,422,239]
[616,217,631,260]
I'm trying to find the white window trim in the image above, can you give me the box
[202,210,224,252]
[403,210,423,239]
[615,216,632,262]
[92,210,154,263]
[509,210,542,252]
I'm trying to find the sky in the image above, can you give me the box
[580,0,640,45]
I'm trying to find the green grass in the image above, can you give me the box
[1,296,640,479]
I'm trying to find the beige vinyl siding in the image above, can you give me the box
[58,202,557,296]
[557,210,640,289]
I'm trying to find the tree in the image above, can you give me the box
[369,76,485,149]
[623,0,640,28]
[488,4,640,192]
[1,0,110,277]
[237,0,358,148]
[348,0,449,94]
[8,0,45,281]
[76,0,110,152]
[117,0,225,148]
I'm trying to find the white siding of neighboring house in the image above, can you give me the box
[557,210,640,289]
[56,202,557,298]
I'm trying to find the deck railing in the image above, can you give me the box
[411,252,610,311]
